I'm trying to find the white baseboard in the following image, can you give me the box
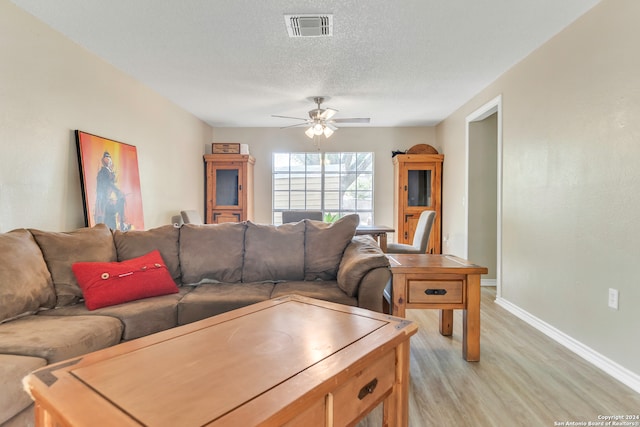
[481,279,496,287]
[495,297,640,394]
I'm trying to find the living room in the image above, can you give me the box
[2,0,639,426]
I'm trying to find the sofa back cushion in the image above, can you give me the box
[114,225,181,284]
[304,214,359,280]
[30,224,117,307]
[179,223,246,284]
[243,221,305,282]
[0,229,56,322]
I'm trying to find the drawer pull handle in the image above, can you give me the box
[425,289,447,296]
[358,378,378,400]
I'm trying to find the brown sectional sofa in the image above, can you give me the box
[0,215,390,426]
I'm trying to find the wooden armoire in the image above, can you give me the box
[203,154,254,224]
[393,152,444,254]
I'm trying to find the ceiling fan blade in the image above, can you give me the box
[330,118,371,124]
[319,108,338,120]
[271,114,309,121]
[279,122,312,129]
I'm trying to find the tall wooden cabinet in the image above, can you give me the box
[393,153,444,254]
[204,154,255,224]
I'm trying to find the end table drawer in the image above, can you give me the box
[409,280,463,304]
[331,350,395,426]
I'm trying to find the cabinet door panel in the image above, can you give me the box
[215,168,240,206]
[402,213,420,244]
[406,168,433,207]
[213,165,243,209]
[212,211,242,224]
[402,163,437,211]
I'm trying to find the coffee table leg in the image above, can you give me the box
[462,274,481,361]
[383,340,411,427]
[439,309,453,336]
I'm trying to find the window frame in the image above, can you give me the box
[272,152,374,225]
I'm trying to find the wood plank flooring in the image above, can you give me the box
[358,287,640,426]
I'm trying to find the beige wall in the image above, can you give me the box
[437,0,640,376]
[468,113,498,280]
[0,1,212,232]
[211,127,437,235]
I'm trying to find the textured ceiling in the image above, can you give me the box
[11,0,600,127]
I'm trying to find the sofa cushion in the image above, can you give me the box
[177,282,274,325]
[30,224,117,307]
[304,214,359,280]
[337,236,391,297]
[2,405,34,427]
[243,221,305,282]
[271,281,357,307]
[38,288,190,341]
[0,314,122,363]
[114,225,181,283]
[179,223,246,285]
[0,354,46,425]
[0,229,56,323]
[72,250,179,310]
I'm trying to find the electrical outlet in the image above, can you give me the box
[608,288,619,310]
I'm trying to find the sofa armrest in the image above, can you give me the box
[337,236,390,310]
[355,267,391,312]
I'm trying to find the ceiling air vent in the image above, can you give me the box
[284,14,333,37]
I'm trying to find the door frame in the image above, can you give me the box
[465,95,503,297]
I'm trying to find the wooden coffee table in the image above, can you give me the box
[386,254,488,362]
[26,295,417,427]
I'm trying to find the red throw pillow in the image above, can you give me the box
[72,250,179,310]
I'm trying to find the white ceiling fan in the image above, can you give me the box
[272,97,370,138]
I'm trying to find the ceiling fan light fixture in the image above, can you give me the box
[273,96,370,140]
[323,126,334,138]
[305,127,315,138]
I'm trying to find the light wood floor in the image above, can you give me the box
[359,287,640,426]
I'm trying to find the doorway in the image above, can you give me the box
[465,96,502,297]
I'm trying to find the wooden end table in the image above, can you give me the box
[26,295,417,427]
[386,254,488,362]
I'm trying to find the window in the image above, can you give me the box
[273,152,374,224]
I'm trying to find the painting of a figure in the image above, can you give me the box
[76,131,144,231]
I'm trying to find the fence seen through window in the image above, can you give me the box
[272,152,374,225]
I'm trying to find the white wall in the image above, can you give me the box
[211,127,436,239]
[0,1,212,232]
[437,0,640,378]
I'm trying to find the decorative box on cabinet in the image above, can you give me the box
[393,153,443,254]
[204,154,255,224]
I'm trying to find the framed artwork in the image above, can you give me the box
[76,130,144,231]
